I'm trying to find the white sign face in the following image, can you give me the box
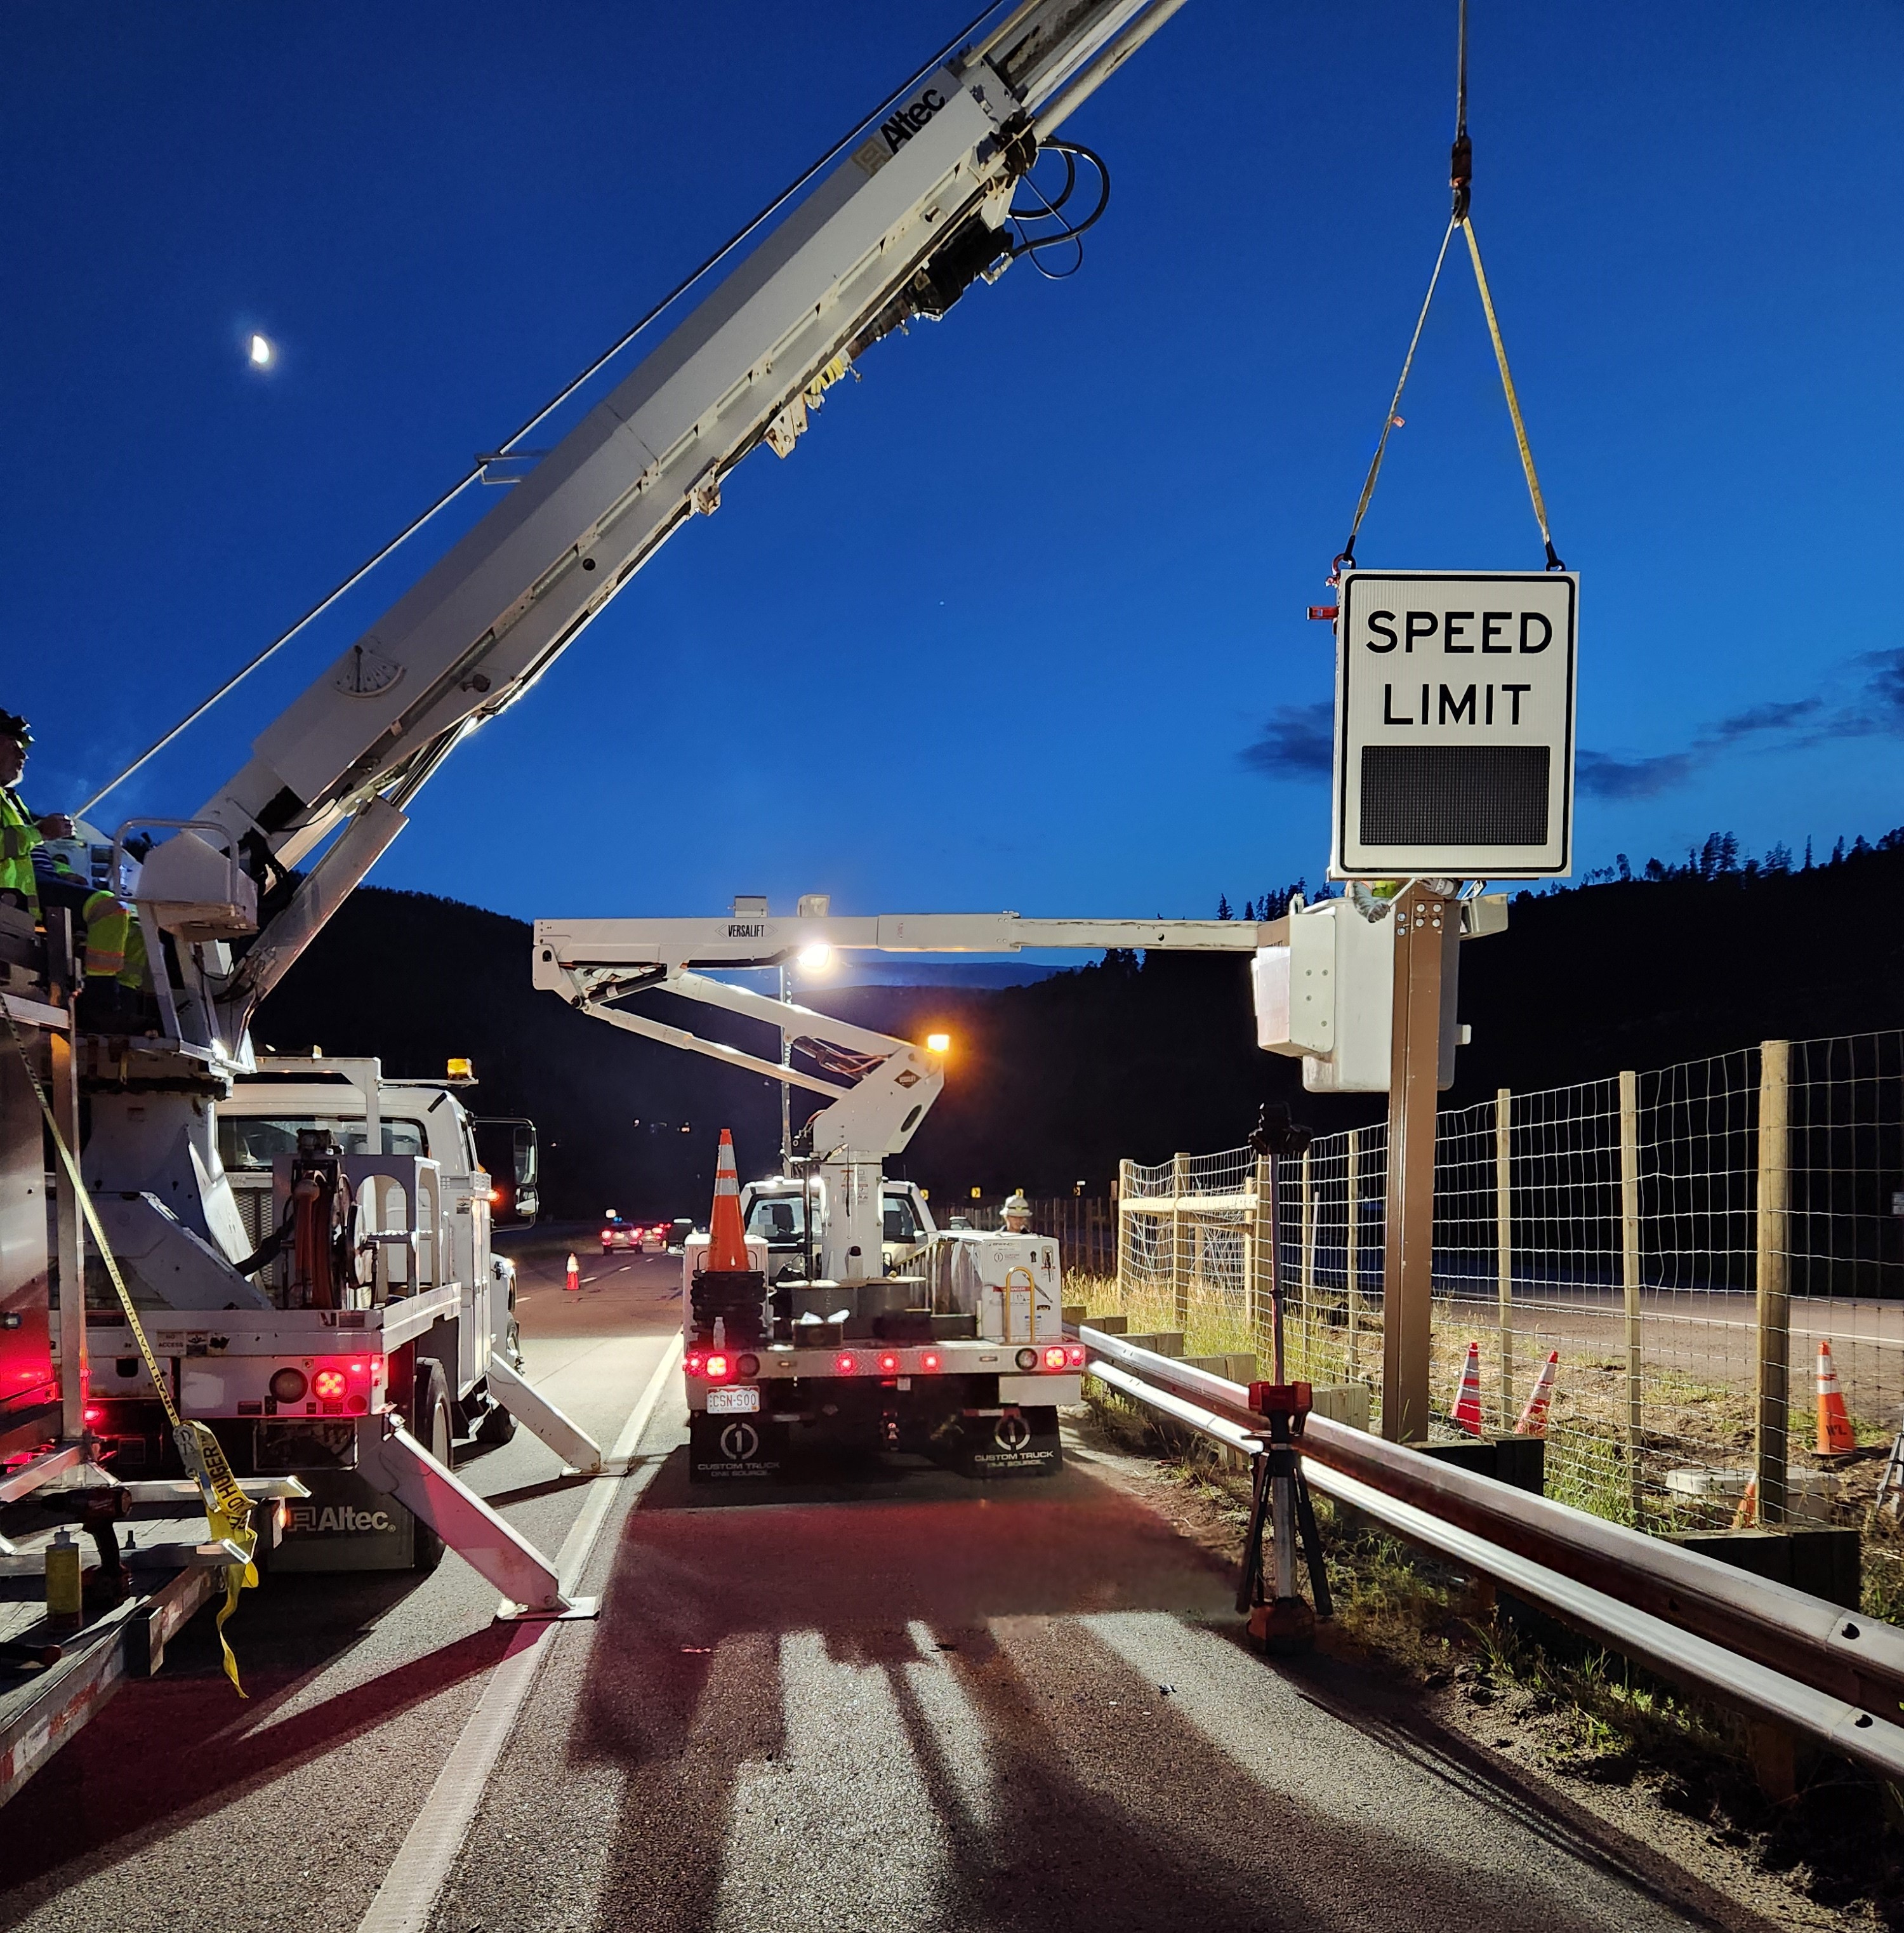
[1331,571,1577,879]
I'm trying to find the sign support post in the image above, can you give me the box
[1380,883,1447,1443]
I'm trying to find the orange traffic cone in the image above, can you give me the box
[705,1129,751,1273]
[1516,1349,1559,1437]
[565,1252,579,1293]
[1816,1340,1856,1456]
[1451,1340,1484,1436]
[1732,1474,1758,1528]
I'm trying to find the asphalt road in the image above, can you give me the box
[0,1247,1794,1933]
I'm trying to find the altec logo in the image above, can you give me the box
[288,1504,395,1535]
[880,88,947,152]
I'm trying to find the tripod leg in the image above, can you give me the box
[1236,1451,1271,1616]
[1293,1467,1332,1620]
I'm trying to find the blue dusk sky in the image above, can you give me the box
[3,0,1900,930]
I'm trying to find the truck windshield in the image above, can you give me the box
[745,1195,805,1244]
[218,1117,427,1169]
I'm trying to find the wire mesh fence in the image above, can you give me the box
[1084,1030,1904,1604]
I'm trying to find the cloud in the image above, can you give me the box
[1578,649,1904,800]
[1245,650,1904,800]
[1575,749,1696,800]
[1240,701,1333,777]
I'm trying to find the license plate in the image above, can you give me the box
[706,1386,760,1414]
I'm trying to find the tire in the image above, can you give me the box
[475,1395,517,1446]
[411,1357,454,1572]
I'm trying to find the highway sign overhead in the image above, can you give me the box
[1330,570,1578,880]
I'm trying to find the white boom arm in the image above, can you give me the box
[122,0,1195,1063]
[533,906,1279,1160]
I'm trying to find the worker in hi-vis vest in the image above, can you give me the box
[0,710,147,1004]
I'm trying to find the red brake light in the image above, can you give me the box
[878,1353,900,1374]
[1043,1346,1068,1371]
[600,1229,613,1240]
[83,1405,102,1424]
[685,1352,706,1377]
[1067,1344,1087,1367]
[312,1368,348,1401]
[704,1352,732,1382]
[920,1352,941,1372]
[835,1353,857,1375]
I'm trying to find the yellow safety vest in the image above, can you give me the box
[0,786,42,915]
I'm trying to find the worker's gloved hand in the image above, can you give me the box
[36,813,74,839]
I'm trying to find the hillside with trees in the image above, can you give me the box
[253,830,1904,1213]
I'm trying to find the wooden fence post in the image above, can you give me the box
[1619,1069,1643,1520]
[1250,1153,1273,1354]
[1299,1147,1315,1379]
[1115,1160,1132,1295]
[1345,1131,1360,1383]
[1171,1152,1191,1330]
[1495,1088,1512,1433]
[1756,1040,1792,1526]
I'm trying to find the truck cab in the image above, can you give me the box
[739,1174,937,1280]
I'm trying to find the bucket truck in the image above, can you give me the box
[1,0,1207,1794]
[532,890,1512,1479]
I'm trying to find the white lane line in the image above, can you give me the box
[355,1338,680,1933]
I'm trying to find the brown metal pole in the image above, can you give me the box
[1382,885,1447,1443]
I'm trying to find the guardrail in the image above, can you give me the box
[1075,1322,1904,1783]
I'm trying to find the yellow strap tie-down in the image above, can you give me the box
[1,997,258,1695]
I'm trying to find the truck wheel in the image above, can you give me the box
[475,1396,517,1446]
[411,1358,454,1572]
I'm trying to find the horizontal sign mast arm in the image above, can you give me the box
[532,910,1283,975]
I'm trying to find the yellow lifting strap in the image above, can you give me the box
[1334,0,1564,581]
[0,995,258,1696]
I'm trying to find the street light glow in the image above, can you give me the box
[249,333,275,367]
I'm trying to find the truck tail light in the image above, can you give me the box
[878,1353,900,1374]
[1067,1344,1087,1367]
[1043,1346,1068,1371]
[704,1352,732,1382]
[920,1352,941,1372]
[835,1353,857,1375]
[270,1366,308,1404]
[685,1352,706,1378]
[312,1368,347,1402]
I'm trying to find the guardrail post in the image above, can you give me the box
[1756,1040,1791,1527]
[1115,1160,1132,1292]
[1620,1068,1643,1521]
[1345,1131,1361,1383]
[1172,1152,1190,1330]
[1495,1089,1512,1435]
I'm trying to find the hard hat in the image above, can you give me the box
[1003,1192,1031,1214]
[0,711,31,745]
